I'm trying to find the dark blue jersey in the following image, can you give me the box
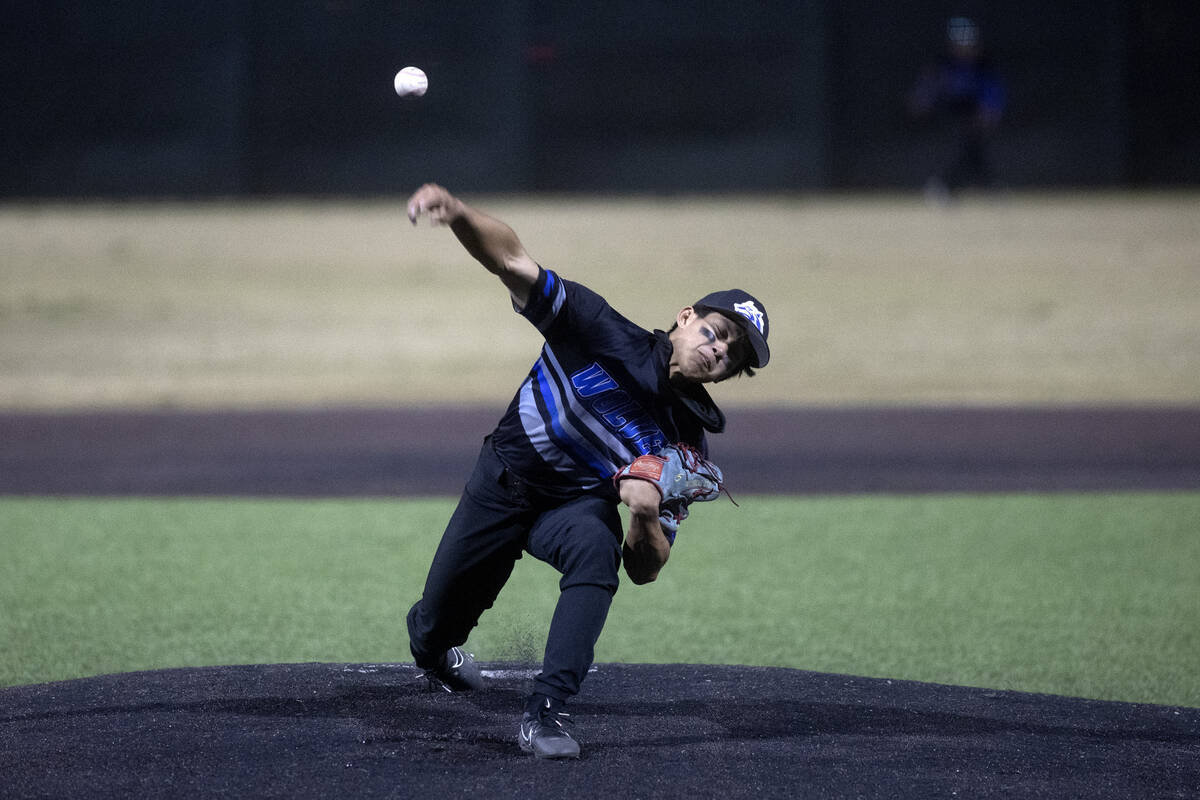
[491,267,724,497]
[932,54,1005,117]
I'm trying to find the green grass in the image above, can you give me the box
[2,494,1198,707]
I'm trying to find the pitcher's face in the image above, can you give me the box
[668,307,748,384]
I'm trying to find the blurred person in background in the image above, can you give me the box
[907,16,1007,199]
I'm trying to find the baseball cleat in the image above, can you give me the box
[518,698,581,759]
[423,646,485,692]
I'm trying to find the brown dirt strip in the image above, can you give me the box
[2,407,1199,496]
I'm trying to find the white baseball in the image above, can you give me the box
[394,66,428,97]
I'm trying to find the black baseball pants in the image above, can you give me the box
[406,437,623,702]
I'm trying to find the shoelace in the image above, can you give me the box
[424,671,454,693]
[672,443,739,506]
[538,706,573,731]
[422,648,471,693]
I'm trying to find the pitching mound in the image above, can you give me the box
[1,663,1196,798]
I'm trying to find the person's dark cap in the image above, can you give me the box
[693,289,770,368]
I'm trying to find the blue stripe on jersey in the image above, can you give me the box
[522,343,671,484]
[517,380,593,485]
[531,359,613,480]
[525,268,566,334]
[542,347,638,465]
[512,267,675,486]
[540,347,639,465]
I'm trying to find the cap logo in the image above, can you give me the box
[732,300,765,335]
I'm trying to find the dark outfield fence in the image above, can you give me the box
[4,0,1197,197]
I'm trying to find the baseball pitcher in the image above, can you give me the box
[403,183,770,759]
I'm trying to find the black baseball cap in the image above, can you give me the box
[693,289,770,368]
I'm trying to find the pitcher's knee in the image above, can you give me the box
[558,529,621,592]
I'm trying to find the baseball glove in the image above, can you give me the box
[613,443,735,544]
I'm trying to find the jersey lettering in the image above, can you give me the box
[569,363,667,456]
[570,363,619,397]
[593,393,637,425]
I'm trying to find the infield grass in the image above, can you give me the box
[3,493,1197,708]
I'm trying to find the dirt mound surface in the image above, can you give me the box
[2,662,1196,798]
